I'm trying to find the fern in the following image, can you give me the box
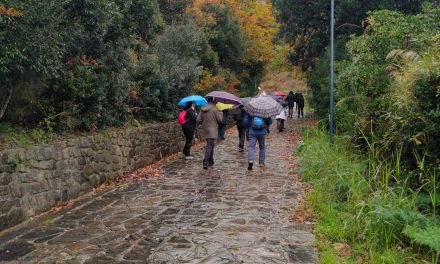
[403,225,440,253]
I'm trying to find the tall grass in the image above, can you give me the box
[296,127,439,263]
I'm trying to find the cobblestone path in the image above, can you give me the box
[0,119,316,264]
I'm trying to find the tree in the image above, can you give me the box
[188,0,279,95]
[333,5,440,166]
[158,0,193,24]
[273,0,426,70]
[147,20,205,119]
[0,1,66,122]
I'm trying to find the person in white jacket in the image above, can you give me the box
[276,104,287,132]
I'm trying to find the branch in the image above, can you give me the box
[336,23,363,31]
[0,87,12,121]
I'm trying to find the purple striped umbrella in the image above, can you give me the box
[244,95,284,118]
[205,91,242,105]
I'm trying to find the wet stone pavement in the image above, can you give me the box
[0,119,316,263]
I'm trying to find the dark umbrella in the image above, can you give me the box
[244,95,284,118]
[205,91,242,105]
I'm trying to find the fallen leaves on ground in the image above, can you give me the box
[91,127,236,193]
[283,118,317,226]
[288,193,316,225]
[49,200,74,214]
[333,243,352,257]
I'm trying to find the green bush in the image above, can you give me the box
[0,0,266,133]
[297,127,439,262]
[306,5,440,184]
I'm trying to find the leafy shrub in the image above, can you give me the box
[404,225,440,257]
[0,122,12,133]
[1,0,277,133]
[298,127,438,262]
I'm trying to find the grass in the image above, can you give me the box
[296,127,439,263]
[1,127,55,148]
[0,118,149,150]
[42,217,54,226]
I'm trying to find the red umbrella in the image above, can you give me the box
[274,92,287,97]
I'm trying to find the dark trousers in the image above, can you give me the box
[218,124,226,139]
[288,106,294,118]
[298,107,304,119]
[182,127,195,157]
[203,139,215,166]
[277,119,285,131]
[237,125,247,149]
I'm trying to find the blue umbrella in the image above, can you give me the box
[178,95,207,107]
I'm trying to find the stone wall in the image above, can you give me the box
[0,122,198,231]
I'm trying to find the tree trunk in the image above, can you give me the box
[0,87,12,121]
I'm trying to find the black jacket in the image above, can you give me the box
[297,94,305,107]
[183,109,197,131]
[286,93,295,107]
[232,107,246,127]
[220,110,229,125]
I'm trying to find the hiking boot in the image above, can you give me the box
[203,165,208,170]
[248,163,253,170]
[185,156,194,160]
[259,163,265,168]
[238,148,244,152]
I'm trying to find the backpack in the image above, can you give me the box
[178,110,188,125]
[251,116,266,130]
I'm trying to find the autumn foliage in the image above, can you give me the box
[0,0,281,132]
[188,0,279,95]
[0,4,22,17]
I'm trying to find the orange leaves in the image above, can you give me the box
[333,243,352,257]
[226,0,279,64]
[188,0,223,28]
[196,70,239,94]
[187,0,279,64]
[0,4,22,17]
[50,200,75,214]
[67,55,99,68]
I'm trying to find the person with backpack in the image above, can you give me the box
[218,109,229,140]
[286,91,296,118]
[297,93,305,119]
[231,105,247,152]
[179,101,197,160]
[244,114,272,170]
[197,97,223,170]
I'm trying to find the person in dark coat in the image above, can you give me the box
[231,105,247,152]
[286,91,296,118]
[297,93,305,119]
[218,109,229,140]
[182,102,197,160]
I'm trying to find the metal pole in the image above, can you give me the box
[329,0,335,145]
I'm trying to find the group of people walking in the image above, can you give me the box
[179,91,304,171]
[286,91,305,119]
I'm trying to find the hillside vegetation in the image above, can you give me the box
[0,0,278,134]
[275,0,440,262]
